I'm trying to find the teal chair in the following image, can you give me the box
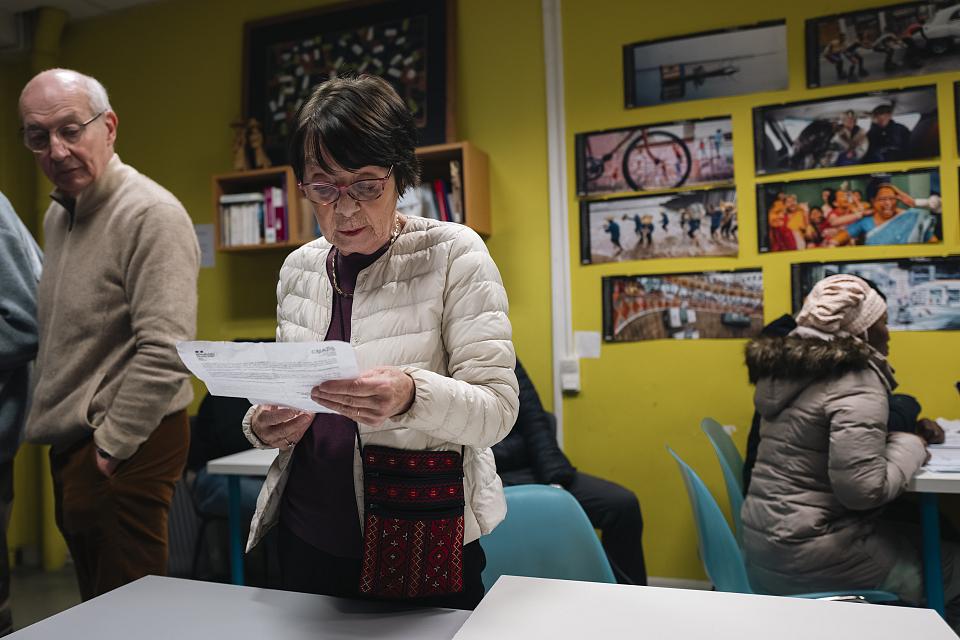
[668,447,898,603]
[480,484,616,592]
[700,417,745,543]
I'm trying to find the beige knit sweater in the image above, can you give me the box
[25,154,199,460]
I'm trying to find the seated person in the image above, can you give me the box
[187,393,261,521]
[742,274,959,627]
[741,313,942,494]
[493,359,647,585]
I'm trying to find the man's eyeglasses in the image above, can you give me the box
[22,111,104,153]
[299,166,393,205]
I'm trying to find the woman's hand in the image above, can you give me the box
[917,418,945,445]
[311,366,415,427]
[251,405,314,450]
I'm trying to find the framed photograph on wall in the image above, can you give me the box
[806,2,960,89]
[753,85,939,176]
[579,187,738,264]
[243,0,453,166]
[623,20,788,108]
[575,116,734,196]
[602,269,763,342]
[955,81,960,155]
[792,256,960,331]
[756,168,942,253]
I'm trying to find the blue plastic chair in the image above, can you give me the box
[700,417,745,543]
[668,447,898,603]
[480,484,616,592]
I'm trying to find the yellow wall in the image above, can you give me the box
[562,0,960,579]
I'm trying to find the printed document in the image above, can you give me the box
[924,418,960,472]
[177,340,359,413]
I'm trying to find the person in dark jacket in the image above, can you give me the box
[863,104,911,163]
[493,359,647,585]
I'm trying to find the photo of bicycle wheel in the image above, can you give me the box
[622,130,692,190]
[575,116,734,196]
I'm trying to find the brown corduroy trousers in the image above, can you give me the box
[51,410,189,601]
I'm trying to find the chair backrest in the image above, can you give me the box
[480,485,616,592]
[700,417,745,543]
[668,447,754,594]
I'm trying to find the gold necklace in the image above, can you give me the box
[331,216,403,298]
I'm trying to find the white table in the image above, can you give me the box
[9,575,470,639]
[454,575,956,640]
[908,469,960,618]
[206,448,278,585]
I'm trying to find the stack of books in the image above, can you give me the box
[219,186,288,246]
[397,160,465,223]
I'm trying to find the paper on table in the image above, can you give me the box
[933,418,960,448]
[176,340,359,413]
[924,418,960,472]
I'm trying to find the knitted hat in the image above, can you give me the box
[796,274,887,337]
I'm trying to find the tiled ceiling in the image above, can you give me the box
[1,0,160,21]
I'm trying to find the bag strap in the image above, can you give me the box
[353,421,465,458]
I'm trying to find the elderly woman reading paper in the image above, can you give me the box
[242,76,518,609]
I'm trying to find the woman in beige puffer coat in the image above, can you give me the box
[742,274,960,624]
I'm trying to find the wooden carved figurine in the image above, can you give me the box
[247,118,272,169]
[231,121,249,172]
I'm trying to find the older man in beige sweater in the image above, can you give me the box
[20,68,199,600]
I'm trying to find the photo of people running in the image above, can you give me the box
[602,270,764,342]
[754,85,938,175]
[757,169,942,253]
[576,117,734,196]
[807,2,960,88]
[793,256,960,331]
[581,188,737,264]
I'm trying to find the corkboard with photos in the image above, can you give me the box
[586,8,958,344]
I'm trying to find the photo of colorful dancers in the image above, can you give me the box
[580,188,737,264]
[576,116,734,196]
[807,2,960,89]
[753,85,938,175]
[757,168,941,253]
[602,270,764,342]
[792,256,960,331]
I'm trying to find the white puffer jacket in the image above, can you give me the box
[242,216,519,552]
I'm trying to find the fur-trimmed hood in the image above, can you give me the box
[745,335,873,384]
[745,333,893,420]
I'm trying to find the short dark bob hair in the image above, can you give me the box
[289,75,420,196]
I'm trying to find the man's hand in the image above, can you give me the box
[311,367,416,427]
[94,448,121,477]
[917,418,945,445]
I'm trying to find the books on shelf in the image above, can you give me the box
[219,186,288,247]
[396,159,465,224]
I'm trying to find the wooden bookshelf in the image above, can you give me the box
[212,165,315,252]
[212,141,491,252]
[416,141,491,237]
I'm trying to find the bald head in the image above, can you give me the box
[19,68,118,197]
[20,68,112,118]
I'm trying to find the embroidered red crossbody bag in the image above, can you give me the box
[358,444,466,599]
